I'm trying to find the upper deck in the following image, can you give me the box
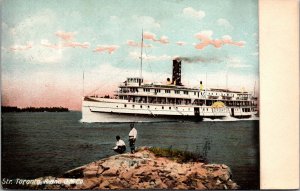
[116,82,254,102]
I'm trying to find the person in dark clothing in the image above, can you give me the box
[128,123,137,154]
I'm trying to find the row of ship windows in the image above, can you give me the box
[242,108,251,112]
[142,88,236,96]
[118,104,228,111]
[122,104,175,110]
[116,104,254,112]
[127,87,244,97]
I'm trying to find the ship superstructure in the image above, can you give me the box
[82,59,258,122]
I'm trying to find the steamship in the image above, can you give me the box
[82,58,258,122]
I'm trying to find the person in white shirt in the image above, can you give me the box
[113,135,126,154]
[128,123,137,153]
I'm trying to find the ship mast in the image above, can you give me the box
[82,71,84,97]
[254,81,256,96]
[205,72,207,105]
[140,29,144,78]
[226,71,228,92]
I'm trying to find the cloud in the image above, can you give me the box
[143,32,169,44]
[42,39,90,49]
[176,41,186,46]
[143,32,157,41]
[41,39,62,49]
[195,30,213,39]
[36,54,63,64]
[194,31,245,50]
[126,40,152,48]
[129,51,173,62]
[9,9,56,42]
[182,7,205,20]
[10,42,33,51]
[64,41,90,48]
[217,18,233,30]
[159,35,169,44]
[42,31,90,49]
[55,31,76,41]
[132,15,160,29]
[9,42,65,64]
[93,45,119,54]
[226,57,251,68]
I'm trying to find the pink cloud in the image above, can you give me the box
[42,30,90,49]
[93,45,119,54]
[126,40,152,48]
[143,32,157,41]
[159,36,169,44]
[41,40,90,49]
[143,32,169,44]
[127,40,138,47]
[55,31,75,41]
[176,41,186,46]
[194,31,245,50]
[63,41,90,48]
[10,42,33,51]
[41,39,62,49]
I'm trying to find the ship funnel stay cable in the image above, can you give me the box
[140,29,143,78]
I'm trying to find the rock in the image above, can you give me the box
[120,171,133,179]
[80,177,99,189]
[221,164,228,169]
[154,178,163,187]
[196,181,206,189]
[174,184,186,189]
[85,163,100,171]
[227,179,239,189]
[177,168,187,175]
[24,147,239,190]
[83,170,98,178]
[99,179,110,189]
[101,167,119,176]
[216,179,222,185]
[63,166,84,178]
[219,171,231,181]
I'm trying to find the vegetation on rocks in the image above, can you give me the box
[24,147,239,190]
[148,146,207,163]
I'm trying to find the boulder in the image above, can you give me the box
[24,147,239,190]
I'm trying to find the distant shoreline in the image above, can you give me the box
[1,106,69,112]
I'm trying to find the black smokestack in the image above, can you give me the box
[172,59,182,86]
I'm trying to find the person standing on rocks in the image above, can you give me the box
[113,135,126,154]
[128,123,137,154]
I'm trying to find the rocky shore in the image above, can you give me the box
[26,147,239,189]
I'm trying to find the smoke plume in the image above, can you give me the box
[175,56,221,63]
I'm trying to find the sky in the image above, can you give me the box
[1,0,259,110]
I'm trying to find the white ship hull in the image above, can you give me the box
[81,97,256,122]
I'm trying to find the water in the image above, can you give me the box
[1,112,259,189]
